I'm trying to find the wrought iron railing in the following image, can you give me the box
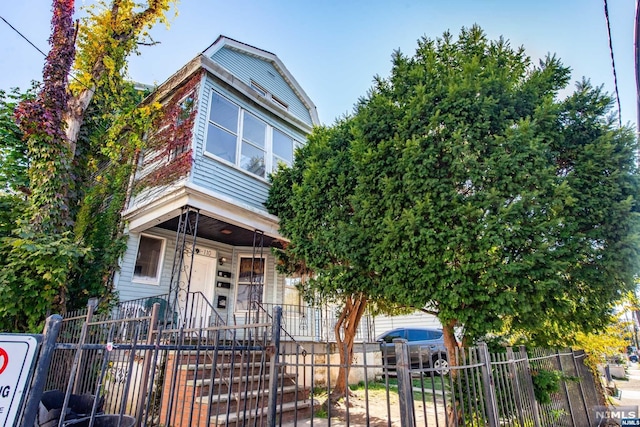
[257,302,375,342]
[117,292,225,331]
[117,296,373,344]
[40,307,603,427]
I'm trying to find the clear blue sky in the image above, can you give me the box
[0,1,637,127]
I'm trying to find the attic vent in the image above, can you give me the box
[250,80,267,97]
[271,95,288,110]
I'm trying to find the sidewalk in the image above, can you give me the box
[614,362,640,407]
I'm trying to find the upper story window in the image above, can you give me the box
[271,95,288,110]
[250,80,289,111]
[177,95,195,125]
[206,91,298,179]
[250,80,268,97]
[272,129,293,172]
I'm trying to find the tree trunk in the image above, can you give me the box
[327,293,368,404]
[442,318,458,368]
[64,87,96,157]
[442,318,460,425]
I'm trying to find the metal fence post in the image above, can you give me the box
[478,342,499,427]
[506,347,526,426]
[20,314,63,427]
[519,345,542,427]
[267,306,282,427]
[571,348,593,427]
[72,303,94,394]
[394,338,415,427]
[136,302,160,426]
[557,349,576,426]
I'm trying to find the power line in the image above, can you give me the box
[0,12,140,175]
[0,15,47,57]
[604,0,622,128]
[0,14,98,95]
[635,0,640,134]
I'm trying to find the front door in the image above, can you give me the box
[181,252,217,328]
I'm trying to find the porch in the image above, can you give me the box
[116,292,375,343]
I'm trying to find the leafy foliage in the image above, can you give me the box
[268,120,380,400]
[531,369,576,405]
[14,0,75,232]
[350,26,639,345]
[135,70,201,190]
[268,24,640,365]
[0,87,36,242]
[0,228,88,331]
[0,86,38,195]
[0,0,176,330]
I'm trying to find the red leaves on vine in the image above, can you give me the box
[15,0,75,141]
[13,0,76,233]
[137,70,202,189]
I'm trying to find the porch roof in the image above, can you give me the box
[155,214,281,248]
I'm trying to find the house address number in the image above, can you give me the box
[195,247,215,258]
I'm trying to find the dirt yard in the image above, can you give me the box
[283,385,447,427]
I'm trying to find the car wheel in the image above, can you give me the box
[431,355,449,375]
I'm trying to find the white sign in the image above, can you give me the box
[0,335,39,427]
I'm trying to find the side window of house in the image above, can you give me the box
[236,257,265,310]
[205,90,297,178]
[169,95,195,161]
[177,95,194,125]
[283,276,302,307]
[133,235,165,284]
[272,129,293,172]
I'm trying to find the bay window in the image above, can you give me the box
[206,90,297,178]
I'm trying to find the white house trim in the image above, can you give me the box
[123,182,281,239]
[202,36,320,126]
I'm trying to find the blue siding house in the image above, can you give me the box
[114,36,320,330]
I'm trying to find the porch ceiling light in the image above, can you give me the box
[220,229,232,235]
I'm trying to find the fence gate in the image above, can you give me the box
[25,304,293,427]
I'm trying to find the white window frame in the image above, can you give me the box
[250,80,268,97]
[205,90,297,179]
[239,110,268,178]
[132,234,166,285]
[271,128,295,173]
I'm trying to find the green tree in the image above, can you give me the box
[0,0,174,331]
[0,86,37,196]
[0,86,37,239]
[268,121,385,402]
[268,26,640,391]
[355,26,639,351]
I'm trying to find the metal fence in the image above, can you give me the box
[112,294,375,343]
[26,305,606,427]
